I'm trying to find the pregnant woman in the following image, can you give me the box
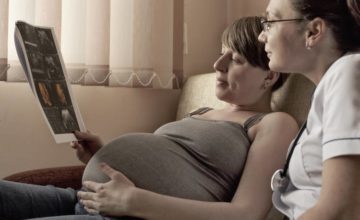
[0,16,298,220]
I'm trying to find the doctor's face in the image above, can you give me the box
[258,0,309,74]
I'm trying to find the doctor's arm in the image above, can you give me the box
[298,155,360,220]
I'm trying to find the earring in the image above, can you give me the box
[306,41,312,50]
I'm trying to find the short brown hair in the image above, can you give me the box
[222,16,269,71]
[221,17,286,91]
[348,0,360,26]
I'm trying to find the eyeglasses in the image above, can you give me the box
[261,18,304,32]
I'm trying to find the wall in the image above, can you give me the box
[0,82,180,178]
[183,0,268,78]
[227,0,268,22]
[183,0,227,78]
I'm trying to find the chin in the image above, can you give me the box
[216,94,232,104]
[269,60,287,73]
[215,90,227,102]
[215,91,223,101]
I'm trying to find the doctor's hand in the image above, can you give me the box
[71,130,103,164]
[78,163,136,216]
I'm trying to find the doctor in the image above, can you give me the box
[258,0,360,219]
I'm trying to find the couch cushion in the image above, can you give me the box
[177,73,315,125]
[3,165,85,189]
[176,73,226,120]
[271,73,315,125]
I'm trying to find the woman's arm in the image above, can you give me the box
[71,131,104,164]
[298,156,360,220]
[79,112,298,220]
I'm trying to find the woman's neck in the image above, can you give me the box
[305,46,344,85]
[227,93,272,113]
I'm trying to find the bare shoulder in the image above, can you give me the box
[252,112,299,142]
[246,112,299,161]
[261,112,299,130]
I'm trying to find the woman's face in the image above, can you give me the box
[258,0,309,74]
[213,47,270,107]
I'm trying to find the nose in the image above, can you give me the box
[213,55,228,73]
[258,30,267,43]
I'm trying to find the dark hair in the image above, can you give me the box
[221,16,286,91]
[290,0,360,53]
[348,0,360,25]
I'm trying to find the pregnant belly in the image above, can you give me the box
[82,133,228,201]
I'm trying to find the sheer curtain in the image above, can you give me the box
[0,0,9,81]
[1,0,180,88]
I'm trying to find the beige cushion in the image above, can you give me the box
[176,73,226,120]
[177,72,315,125]
[271,73,315,125]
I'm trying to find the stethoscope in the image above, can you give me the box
[271,121,307,192]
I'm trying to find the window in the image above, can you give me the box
[0,0,181,88]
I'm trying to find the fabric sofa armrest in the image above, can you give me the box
[3,165,85,189]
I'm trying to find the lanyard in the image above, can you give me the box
[280,121,307,178]
[271,121,307,192]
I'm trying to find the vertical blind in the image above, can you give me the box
[0,0,181,89]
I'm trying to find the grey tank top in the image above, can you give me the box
[83,108,264,202]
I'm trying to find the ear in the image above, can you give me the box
[304,17,327,49]
[264,71,280,88]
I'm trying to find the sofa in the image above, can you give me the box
[3,72,315,219]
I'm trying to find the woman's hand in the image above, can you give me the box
[78,163,136,216]
[71,131,103,164]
